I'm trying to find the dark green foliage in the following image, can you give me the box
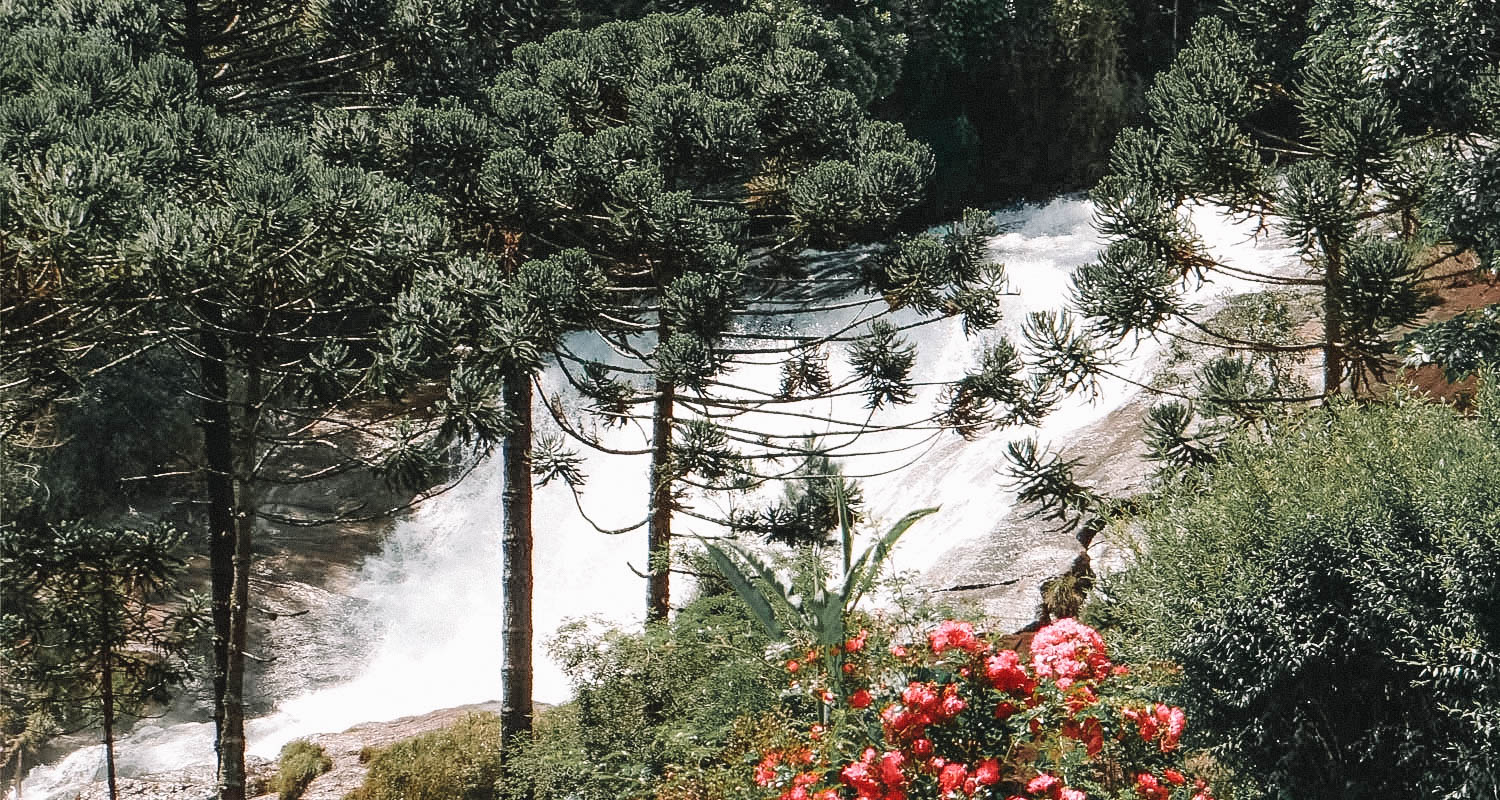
[847,321,918,409]
[1141,401,1217,468]
[0,522,203,787]
[349,713,504,800]
[1099,398,1500,798]
[1003,438,1107,536]
[939,340,1049,435]
[731,449,863,547]
[1074,2,1468,418]
[270,740,331,800]
[880,0,1135,209]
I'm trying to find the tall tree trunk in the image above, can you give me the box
[1322,238,1344,398]
[218,344,263,800]
[217,508,251,800]
[645,376,676,623]
[500,366,534,749]
[101,635,117,800]
[198,331,236,778]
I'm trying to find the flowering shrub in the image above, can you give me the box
[749,618,1213,800]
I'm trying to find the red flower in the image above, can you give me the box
[983,650,1036,695]
[879,751,907,787]
[994,701,1018,719]
[1061,717,1104,757]
[973,759,1000,786]
[937,763,969,795]
[902,682,938,711]
[1025,773,1060,797]
[1164,769,1186,786]
[787,660,800,673]
[1161,706,1187,752]
[840,762,880,798]
[910,738,933,756]
[815,791,841,800]
[846,630,869,653]
[1059,789,1085,800]
[1134,773,1168,800]
[850,689,873,709]
[937,689,967,721]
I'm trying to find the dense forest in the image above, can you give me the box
[3,1,1500,799]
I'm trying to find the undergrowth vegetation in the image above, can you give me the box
[349,713,504,800]
[270,740,330,800]
[1093,393,1500,798]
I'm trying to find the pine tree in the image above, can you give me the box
[0,523,203,800]
[1,9,449,798]
[349,9,1034,749]
[1054,7,1471,465]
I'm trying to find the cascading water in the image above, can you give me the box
[17,197,1300,799]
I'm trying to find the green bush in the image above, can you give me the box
[270,739,331,800]
[539,590,780,800]
[347,713,503,800]
[1096,395,1500,798]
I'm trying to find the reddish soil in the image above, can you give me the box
[1397,251,1498,406]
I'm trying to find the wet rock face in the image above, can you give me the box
[73,758,273,800]
[917,397,1154,632]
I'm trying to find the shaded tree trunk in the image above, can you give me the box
[198,331,236,780]
[645,376,675,624]
[500,366,534,748]
[1322,239,1345,397]
[100,625,117,800]
[218,343,263,800]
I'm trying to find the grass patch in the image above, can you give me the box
[270,739,331,800]
[346,712,503,800]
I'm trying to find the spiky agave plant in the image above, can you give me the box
[702,483,936,701]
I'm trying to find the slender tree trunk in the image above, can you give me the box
[1322,240,1345,398]
[217,508,251,800]
[101,638,117,800]
[645,376,676,623]
[218,345,263,800]
[198,331,236,777]
[500,366,534,749]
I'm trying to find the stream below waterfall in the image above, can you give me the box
[17,196,1300,800]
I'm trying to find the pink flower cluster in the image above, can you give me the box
[928,620,985,655]
[1029,618,1111,689]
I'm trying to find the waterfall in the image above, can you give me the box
[17,197,1299,799]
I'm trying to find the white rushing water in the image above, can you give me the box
[18,197,1301,799]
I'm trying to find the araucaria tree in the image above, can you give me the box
[1,7,447,799]
[0,523,202,800]
[457,13,1017,627]
[361,10,1030,748]
[1071,6,1463,418]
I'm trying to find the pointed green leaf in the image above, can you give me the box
[701,540,783,641]
[843,506,939,610]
